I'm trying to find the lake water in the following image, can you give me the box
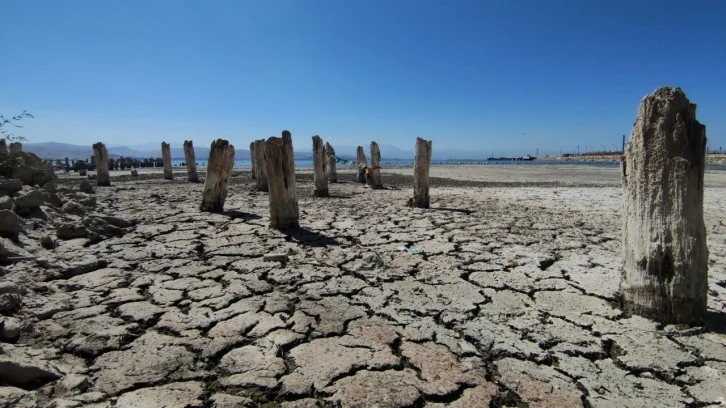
[171,158,623,168]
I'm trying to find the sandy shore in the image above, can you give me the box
[3,165,726,407]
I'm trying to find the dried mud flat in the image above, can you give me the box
[2,166,726,408]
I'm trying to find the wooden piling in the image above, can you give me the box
[369,141,383,189]
[200,139,235,212]
[411,137,432,208]
[161,142,173,180]
[9,142,22,155]
[92,142,111,186]
[183,140,199,182]
[265,131,299,229]
[254,139,268,192]
[356,146,367,183]
[250,142,256,180]
[312,136,328,197]
[621,87,708,325]
[326,142,338,183]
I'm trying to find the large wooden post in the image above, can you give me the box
[326,142,338,183]
[254,139,268,192]
[621,87,708,325]
[161,142,173,180]
[9,142,22,155]
[183,140,199,182]
[250,142,256,180]
[265,131,299,229]
[411,137,432,208]
[200,139,235,212]
[369,141,383,189]
[356,146,367,183]
[312,136,328,197]
[92,142,111,186]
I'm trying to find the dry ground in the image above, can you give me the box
[2,165,726,407]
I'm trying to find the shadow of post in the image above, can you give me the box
[220,210,262,221]
[282,227,339,247]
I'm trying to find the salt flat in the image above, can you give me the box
[2,165,726,407]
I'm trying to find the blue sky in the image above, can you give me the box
[2,0,725,155]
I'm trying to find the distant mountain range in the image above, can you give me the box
[21,141,547,161]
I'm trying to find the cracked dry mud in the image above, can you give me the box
[2,166,726,408]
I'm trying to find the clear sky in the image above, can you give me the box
[2,0,725,155]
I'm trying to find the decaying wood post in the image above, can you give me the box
[411,137,432,208]
[356,146,367,183]
[183,140,199,182]
[326,142,337,183]
[0,140,7,156]
[9,142,22,155]
[92,142,111,186]
[200,139,235,212]
[369,141,383,189]
[312,136,328,197]
[265,131,299,229]
[621,87,708,325]
[250,142,256,180]
[254,139,268,192]
[161,142,173,180]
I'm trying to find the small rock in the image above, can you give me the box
[0,178,23,193]
[0,282,25,315]
[79,169,87,176]
[130,170,138,177]
[263,253,289,262]
[61,200,86,216]
[13,189,59,212]
[79,181,94,194]
[0,345,61,387]
[54,374,90,397]
[40,236,56,249]
[55,222,88,240]
[42,182,57,193]
[0,196,13,211]
[0,237,33,261]
[0,210,23,236]
[0,316,23,342]
[83,216,123,237]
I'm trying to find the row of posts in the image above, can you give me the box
[84,86,707,326]
[90,140,200,186]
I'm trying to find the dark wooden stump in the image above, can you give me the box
[265,131,299,229]
[411,137,432,208]
[312,135,328,197]
[254,139,268,192]
[200,139,235,212]
[183,140,199,182]
[92,142,111,186]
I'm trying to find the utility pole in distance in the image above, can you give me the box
[622,135,626,153]
[577,145,581,155]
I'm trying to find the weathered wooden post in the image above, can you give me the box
[369,141,383,189]
[200,139,235,212]
[183,140,199,182]
[161,142,173,180]
[9,142,22,155]
[92,142,111,186]
[0,140,7,156]
[411,137,432,208]
[356,146,367,183]
[326,142,338,183]
[312,136,328,197]
[250,142,256,180]
[254,139,268,192]
[621,87,708,325]
[265,131,299,229]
